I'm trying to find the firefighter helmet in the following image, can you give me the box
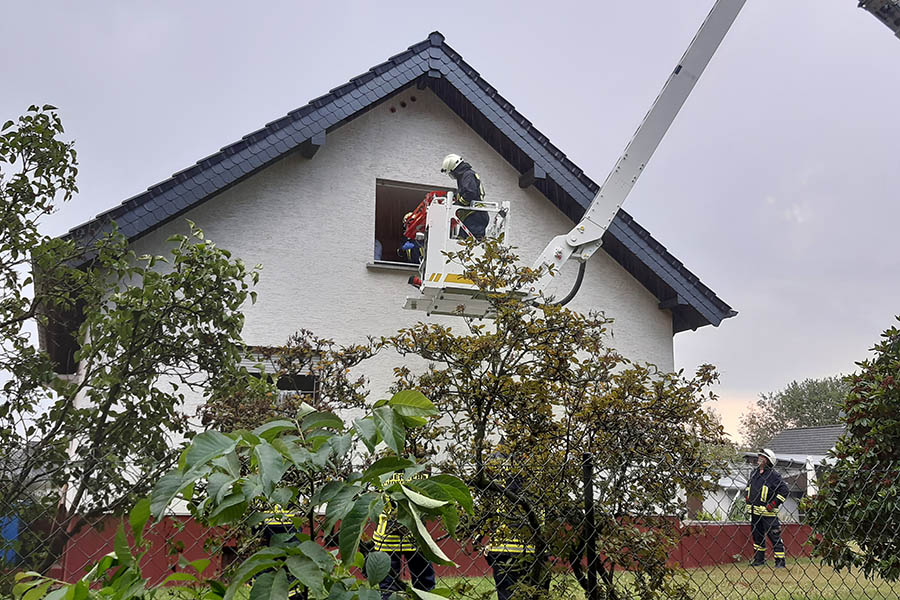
[758,448,777,466]
[440,153,464,176]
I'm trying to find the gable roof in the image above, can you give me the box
[66,31,736,333]
[768,425,845,457]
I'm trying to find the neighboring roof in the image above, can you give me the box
[66,31,736,333]
[767,425,846,457]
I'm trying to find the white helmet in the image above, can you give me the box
[758,448,777,466]
[440,153,464,176]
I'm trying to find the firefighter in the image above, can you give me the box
[745,448,788,568]
[259,504,304,598]
[440,153,488,239]
[373,472,436,599]
[485,458,547,600]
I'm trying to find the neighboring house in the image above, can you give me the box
[696,425,845,522]
[41,31,735,418]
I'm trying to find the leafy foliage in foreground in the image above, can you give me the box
[808,317,900,581]
[13,391,472,600]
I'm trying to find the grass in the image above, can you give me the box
[435,559,897,599]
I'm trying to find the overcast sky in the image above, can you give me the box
[3,1,898,441]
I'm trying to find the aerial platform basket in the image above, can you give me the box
[403,193,511,318]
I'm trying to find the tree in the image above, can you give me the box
[739,376,849,449]
[13,393,473,600]
[807,316,900,581]
[387,238,728,599]
[0,106,259,582]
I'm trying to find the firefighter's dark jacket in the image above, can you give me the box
[745,466,789,517]
[450,161,485,206]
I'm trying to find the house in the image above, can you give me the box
[44,31,736,420]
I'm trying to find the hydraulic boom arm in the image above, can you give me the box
[529,0,746,302]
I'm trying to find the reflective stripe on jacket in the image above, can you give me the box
[372,472,426,552]
[745,466,788,518]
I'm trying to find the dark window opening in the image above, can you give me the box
[374,179,452,265]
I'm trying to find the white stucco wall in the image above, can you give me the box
[129,89,674,416]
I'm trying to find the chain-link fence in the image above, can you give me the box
[2,448,897,600]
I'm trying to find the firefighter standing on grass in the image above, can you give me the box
[373,472,436,599]
[745,448,788,568]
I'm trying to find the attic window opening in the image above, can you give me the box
[250,371,318,406]
[374,179,452,267]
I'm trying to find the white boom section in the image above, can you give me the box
[528,0,746,300]
[859,0,900,39]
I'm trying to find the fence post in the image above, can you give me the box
[583,452,599,600]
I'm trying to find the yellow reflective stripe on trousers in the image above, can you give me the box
[486,541,535,554]
[774,552,786,558]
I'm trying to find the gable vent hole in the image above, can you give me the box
[389,106,396,113]
[410,96,417,102]
[400,101,407,108]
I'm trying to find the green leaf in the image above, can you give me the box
[338,493,380,564]
[298,540,335,572]
[285,555,324,595]
[254,440,287,493]
[401,485,448,510]
[42,588,68,600]
[252,419,296,441]
[439,503,460,538]
[248,570,287,600]
[150,470,189,518]
[63,581,88,600]
[212,451,242,478]
[301,411,344,432]
[360,457,416,484]
[324,485,359,534]
[388,390,437,416]
[373,406,405,454]
[163,572,199,584]
[398,503,454,566]
[22,581,52,600]
[114,522,133,566]
[365,551,391,584]
[188,558,211,576]
[207,492,248,525]
[208,472,237,504]
[354,417,378,452]
[410,588,453,600]
[184,431,237,471]
[129,497,152,544]
[295,402,316,421]
[428,475,474,513]
[223,550,282,600]
[357,589,382,600]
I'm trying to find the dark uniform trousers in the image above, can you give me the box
[378,551,436,599]
[486,552,547,600]
[751,515,785,565]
